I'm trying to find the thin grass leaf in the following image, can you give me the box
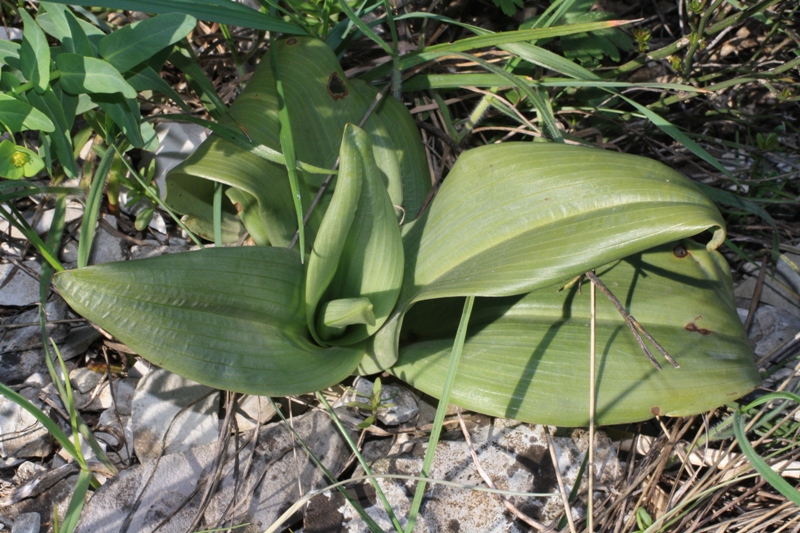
[110,143,204,247]
[337,0,394,56]
[78,146,115,268]
[60,468,92,533]
[0,203,63,271]
[734,408,800,505]
[151,114,335,174]
[40,194,67,302]
[316,392,404,533]
[213,181,223,247]
[450,51,562,141]
[270,40,304,261]
[47,0,305,34]
[405,296,475,533]
[167,43,227,120]
[126,66,191,113]
[395,20,631,71]
[615,93,741,185]
[267,398,386,533]
[0,382,79,459]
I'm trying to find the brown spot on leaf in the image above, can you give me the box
[651,406,662,417]
[685,322,712,335]
[233,202,242,213]
[673,244,689,258]
[327,72,348,101]
[286,38,298,45]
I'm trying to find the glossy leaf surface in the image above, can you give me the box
[391,241,761,426]
[165,37,429,247]
[55,247,365,396]
[305,124,403,346]
[365,142,728,372]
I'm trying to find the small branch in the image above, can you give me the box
[584,271,679,370]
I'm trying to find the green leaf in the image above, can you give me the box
[38,3,95,56]
[78,146,114,267]
[56,54,137,98]
[98,13,197,73]
[364,142,727,373]
[0,40,21,70]
[26,88,79,178]
[19,9,51,94]
[0,93,55,132]
[391,241,760,426]
[47,0,305,34]
[54,247,365,396]
[92,93,144,148]
[305,124,404,346]
[126,65,191,113]
[166,37,429,247]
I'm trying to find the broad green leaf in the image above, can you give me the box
[305,124,404,346]
[56,54,137,98]
[225,188,270,245]
[98,13,197,73]
[391,241,761,426]
[92,93,145,148]
[54,247,365,396]
[166,36,429,247]
[27,88,79,178]
[20,9,51,94]
[0,40,21,69]
[363,142,727,373]
[48,0,305,34]
[0,93,55,132]
[38,3,94,56]
[126,65,191,113]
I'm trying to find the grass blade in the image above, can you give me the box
[0,381,79,459]
[60,468,92,533]
[47,0,305,34]
[316,392,404,533]
[270,40,304,262]
[405,296,475,533]
[77,145,115,268]
[0,203,63,272]
[734,409,800,505]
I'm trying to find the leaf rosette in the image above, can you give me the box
[55,38,760,426]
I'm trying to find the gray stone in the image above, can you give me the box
[74,409,351,533]
[129,243,190,260]
[95,410,134,465]
[0,469,78,528]
[0,299,69,354]
[314,417,621,532]
[0,350,47,387]
[74,377,137,415]
[87,215,127,265]
[0,262,41,307]
[59,239,78,264]
[0,394,53,459]
[126,359,152,380]
[233,395,277,431]
[12,462,47,485]
[736,253,800,319]
[10,512,39,533]
[30,203,83,234]
[70,367,103,394]
[131,368,220,462]
[739,304,800,358]
[58,326,102,361]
